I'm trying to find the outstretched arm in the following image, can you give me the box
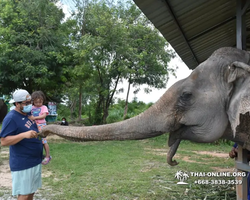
[1,130,38,146]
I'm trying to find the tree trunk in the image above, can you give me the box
[103,107,109,124]
[94,94,104,125]
[70,100,76,120]
[103,75,121,124]
[123,81,131,119]
[78,84,82,121]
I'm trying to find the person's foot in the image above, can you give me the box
[42,156,52,165]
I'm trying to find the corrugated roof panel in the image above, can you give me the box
[191,23,236,54]
[133,0,250,69]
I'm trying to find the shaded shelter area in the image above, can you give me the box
[133,0,250,69]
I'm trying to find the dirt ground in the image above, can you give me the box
[0,151,11,188]
[0,135,62,200]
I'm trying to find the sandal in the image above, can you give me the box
[42,156,52,165]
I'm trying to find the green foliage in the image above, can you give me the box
[213,139,235,146]
[106,108,124,123]
[0,0,176,125]
[106,99,152,123]
[56,104,71,122]
[64,0,175,124]
[0,0,71,97]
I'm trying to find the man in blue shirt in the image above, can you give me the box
[0,89,43,200]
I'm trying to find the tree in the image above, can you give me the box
[0,0,70,97]
[119,3,176,118]
[63,0,175,124]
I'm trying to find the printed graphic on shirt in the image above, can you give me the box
[25,118,36,129]
[32,107,41,117]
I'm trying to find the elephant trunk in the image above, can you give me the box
[167,139,180,166]
[40,93,176,141]
[40,122,166,141]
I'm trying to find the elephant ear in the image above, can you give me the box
[227,61,250,137]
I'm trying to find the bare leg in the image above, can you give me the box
[43,143,50,158]
[18,193,34,200]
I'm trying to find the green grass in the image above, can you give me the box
[0,134,236,199]
[36,135,236,200]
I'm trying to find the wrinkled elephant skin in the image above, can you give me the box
[41,47,250,165]
[0,100,7,123]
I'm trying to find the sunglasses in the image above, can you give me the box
[18,101,32,106]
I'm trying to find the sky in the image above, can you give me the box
[58,1,193,104]
[115,52,193,103]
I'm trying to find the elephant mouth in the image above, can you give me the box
[168,123,196,146]
[168,124,187,147]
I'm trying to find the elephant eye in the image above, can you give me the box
[181,92,192,101]
[177,91,193,110]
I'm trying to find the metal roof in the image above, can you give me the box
[133,0,250,69]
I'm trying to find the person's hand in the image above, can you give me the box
[229,148,237,158]
[28,115,35,121]
[22,130,38,139]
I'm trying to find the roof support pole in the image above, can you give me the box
[236,1,250,199]
[236,0,249,49]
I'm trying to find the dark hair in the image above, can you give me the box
[62,117,66,120]
[31,91,46,103]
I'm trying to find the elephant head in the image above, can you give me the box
[40,47,250,166]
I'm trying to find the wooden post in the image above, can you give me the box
[235,145,249,200]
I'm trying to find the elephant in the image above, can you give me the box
[0,99,7,123]
[40,47,250,166]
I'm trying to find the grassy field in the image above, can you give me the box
[1,135,237,200]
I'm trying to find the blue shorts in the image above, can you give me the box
[42,138,47,144]
[11,164,42,196]
[37,122,46,132]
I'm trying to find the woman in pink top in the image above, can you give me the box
[29,91,52,165]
